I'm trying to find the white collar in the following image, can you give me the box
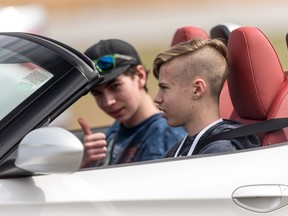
[174,119,223,157]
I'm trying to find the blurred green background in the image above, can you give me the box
[1,0,288,130]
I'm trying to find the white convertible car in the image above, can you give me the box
[1,30,288,216]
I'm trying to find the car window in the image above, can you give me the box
[0,34,75,127]
[0,33,100,165]
[0,61,53,120]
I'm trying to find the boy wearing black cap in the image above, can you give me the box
[79,39,186,168]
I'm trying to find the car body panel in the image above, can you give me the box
[1,143,288,215]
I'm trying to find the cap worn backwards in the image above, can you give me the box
[84,39,142,83]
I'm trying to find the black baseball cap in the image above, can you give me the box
[84,39,142,84]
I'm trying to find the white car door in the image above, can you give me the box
[1,143,288,216]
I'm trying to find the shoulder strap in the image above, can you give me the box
[194,117,288,154]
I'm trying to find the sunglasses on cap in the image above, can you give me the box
[93,54,137,73]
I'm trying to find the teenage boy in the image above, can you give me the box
[80,39,186,167]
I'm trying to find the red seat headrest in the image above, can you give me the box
[227,27,285,120]
[171,26,209,46]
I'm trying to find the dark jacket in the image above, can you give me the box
[164,119,261,158]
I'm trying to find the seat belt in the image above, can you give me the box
[194,117,288,153]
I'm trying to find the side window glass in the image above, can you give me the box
[0,62,53,120]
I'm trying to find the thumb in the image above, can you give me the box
[78,117,92,135]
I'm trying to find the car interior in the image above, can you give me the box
[226,26,288,145]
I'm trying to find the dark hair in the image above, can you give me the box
[123,65,150,92]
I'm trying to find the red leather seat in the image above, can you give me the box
[171,26,209,46]
[227,27,288,145]
[171,26,234,120]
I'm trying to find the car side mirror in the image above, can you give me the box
[15,126,84,175]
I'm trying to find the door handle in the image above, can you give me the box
[232,185,288,213]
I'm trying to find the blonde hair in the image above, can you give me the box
[153,38,228,98]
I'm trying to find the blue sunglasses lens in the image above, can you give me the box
[94,54,137,73]
[95,56,115,72]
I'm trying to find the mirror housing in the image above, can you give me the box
[15,127,84,174]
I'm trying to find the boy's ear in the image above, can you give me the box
[193,78,206,99]
[136,65,147,88]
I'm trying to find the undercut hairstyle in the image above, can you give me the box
[153,38,228,98]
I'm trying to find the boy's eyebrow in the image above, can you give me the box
[158,82,168,88]
[106,78,121,87]
[91,80,112,92]
[92,76,121,92]
[103,78,119,87]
